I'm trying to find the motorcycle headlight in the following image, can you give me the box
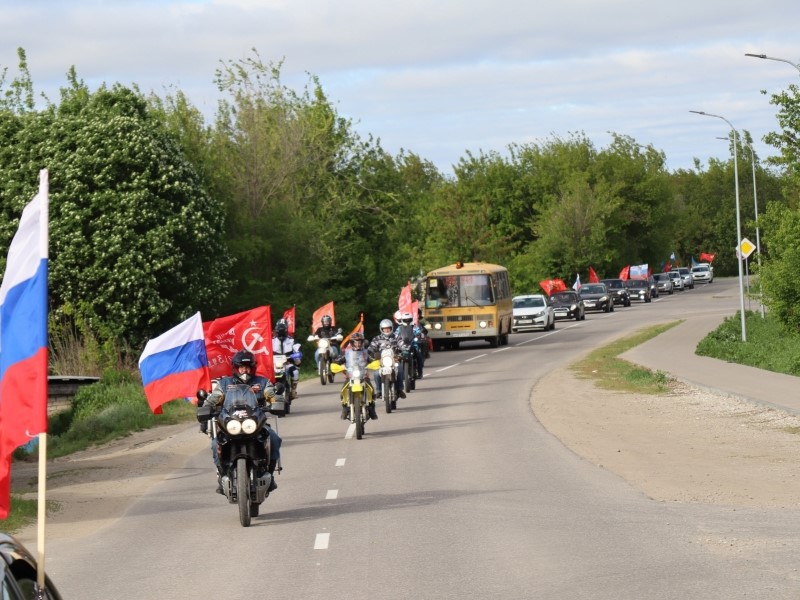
[381,355,394,368]
[241,418,257,434]
[478,321,487,328]
[226,419,242,435]
[352,367,362,379]
[319,338,329,349]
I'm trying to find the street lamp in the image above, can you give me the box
[745,53,800,74]
[742,140,765,318]
[690,110,747,342]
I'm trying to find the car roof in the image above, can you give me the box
[513,294,547,300]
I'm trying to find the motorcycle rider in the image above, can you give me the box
[202,349,282,494]
[333,331,379,420]
[368,318,408,401]
[312,314,343,369]
[395,311,425,379]
[273,318,302,400]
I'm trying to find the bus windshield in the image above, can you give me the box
[426,274,495,308]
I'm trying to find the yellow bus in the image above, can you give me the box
[422,261,513,350]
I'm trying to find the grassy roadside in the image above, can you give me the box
[571,321,682,394]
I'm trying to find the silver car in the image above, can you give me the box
[677,267,695,289]
[652,272,673,295]
[668,270,685,291]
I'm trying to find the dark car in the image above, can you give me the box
[600,278,631,307]
[579,283,614,313]
[624,278,652,303]
[550,290,585,321]
[0,533,63,599]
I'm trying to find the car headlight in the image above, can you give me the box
[241,418,257,434]
[570,304,577,310]
[478,321,487,328]
[601,295,608,302]
[226,419,243,435]
[434,322,442,330]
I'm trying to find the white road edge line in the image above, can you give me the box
[314,533,330,550]
[465,354,487,362]
[335,458,346,467]
[345,423,355,439]
[326,489,339,500]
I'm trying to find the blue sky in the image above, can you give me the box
[3,0,799,175]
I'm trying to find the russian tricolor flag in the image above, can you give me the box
[0,171,49,519]
[138,312,210,414]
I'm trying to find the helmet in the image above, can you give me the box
[275,319,288,339]
[400,311,413,326]
[393,310,402,323]
[379,318,393,335]
[350,331,365,350]
[321,314,332,327]
[231,349,256,383]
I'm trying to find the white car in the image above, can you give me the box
[677,267,695,289]
[691,264,714,283]
[512,294,555,332]
[668,270,685,291]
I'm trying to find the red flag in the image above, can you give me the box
[340,314,365,350]
[312,301,335,332]
[663,262,672,272]
[619,265,630,280]
[282,306,296,337]
[410,300,420,325]
[699,252,716,263]
[398,282,413,314]
[588,266,600,283]
[539,279,567,296]
[0,179,48,519]
[203,306,273,382]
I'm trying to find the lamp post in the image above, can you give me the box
[743,140,765,318]
[745,53,800,74]
[691,110,747,341]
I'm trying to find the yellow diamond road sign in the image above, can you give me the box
[740,238,756,259]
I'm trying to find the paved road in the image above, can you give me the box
[42,280,800,599]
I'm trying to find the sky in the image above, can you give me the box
[2,0,800,176]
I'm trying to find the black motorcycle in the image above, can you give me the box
[197,385,285,527]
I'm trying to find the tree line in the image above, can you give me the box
[1,47,799,361]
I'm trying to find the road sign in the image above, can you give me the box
[739,238,756,259]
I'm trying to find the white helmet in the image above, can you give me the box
[400,312,413,326]
[379,318,393,335]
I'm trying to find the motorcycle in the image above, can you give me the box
[378,346,399,413]
[196,385,285,527]
[273,351,302,413]
[307,332,343,385]
[330,354,379,440]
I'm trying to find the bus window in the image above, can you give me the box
[460,274,494,306]
[426,277,456,308]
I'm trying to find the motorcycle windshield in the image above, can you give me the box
[345,351,369,373]
[223,385,259,411]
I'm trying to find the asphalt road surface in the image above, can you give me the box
[43,279,800,599]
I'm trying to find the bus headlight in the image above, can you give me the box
[434,322,442,330]
[478,321,487,328]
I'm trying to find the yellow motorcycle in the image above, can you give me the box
[330,355,380,440]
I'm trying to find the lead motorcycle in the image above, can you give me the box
[330,354,379,440]
[307,331,343,385]
[197,385,286,527]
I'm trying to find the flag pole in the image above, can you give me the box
[36,169,49,594]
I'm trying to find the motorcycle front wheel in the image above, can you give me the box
[237,458,252,527]
[319,356,328,386]
[352,390,364,439]
[382,376,393,414]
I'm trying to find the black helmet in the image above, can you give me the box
[350,331,365,349]
[321,314,332,327]
[275,319,288,339]
[231,349,256,383]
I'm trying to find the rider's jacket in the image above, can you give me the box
[204,375,275,409]
[367,333,406,359]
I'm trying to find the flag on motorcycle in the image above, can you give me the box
[539,279,567,296]
[139,312,211,414]
[0,172,49,519]
[203,306,274,382]
[588,266,600,283]
[411,300,420,325]
[282,306,296,337]
[398,282,413,315]
[312,301,335,331]
[572,274,581,291]
[700,252,716,263]
[340,314,365,350]
[619,265,630,280]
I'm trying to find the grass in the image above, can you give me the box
[696,311,800,376]
[571,321,682,394]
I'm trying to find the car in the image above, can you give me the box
[691,264,714,283]
[0,533,63,599]
[667,270,685,291]
[512,294,555,332]
[647,275,659,298]
[677,267,695,289]
[600,278,631,307]
[653,272,673,295]
[624,278,652,302]
[550,290,585,321]
[579,283,614,313]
